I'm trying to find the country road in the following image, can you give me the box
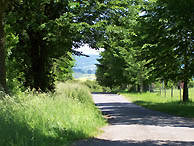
[75,93,194,146]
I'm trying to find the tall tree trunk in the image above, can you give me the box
[183,48,189,102]
[171,87,173,97]
[30,35,46,91]
[28,30,53,92]
[140,83,143,94]
[183,54,189,102]
[0,12,7,92]
[139,68,143,94]
[183,79,189,102]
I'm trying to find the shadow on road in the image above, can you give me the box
[76,138,194,146]
[75,94,194,146]
[96,102,194,128]
[92,92,117,94]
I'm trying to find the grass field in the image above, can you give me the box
[121,88,194,118]
[0,82,106,146]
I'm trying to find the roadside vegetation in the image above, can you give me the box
[0,0,193,144]
[81,80,111,93]
[96,0,193,102]
[121,88,194,118]
[0,82,106,146]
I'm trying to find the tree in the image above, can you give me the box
[137,0,194,101]
[96,45,128,89]
[96,0,153,91]
[54,52,74,82]
[0,0,9,92]
[5,0,111,91]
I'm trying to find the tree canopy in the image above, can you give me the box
[4,0,116,91]
[0,0,193,102]
[96,0,193,101]
[136,0,194,101]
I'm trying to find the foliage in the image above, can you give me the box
[96,47,127,89]
[4,24,24,94]
[189,80,194,88]
[95,0,193,101]
[82,80,111,92]
[54,53,74,82]
[136,0,194,101]
[0,0,10,92]
[4,0,114,92]
[121,88,194,118]
[6,1,74,91]
[0,82,106,146]
[96,0,154,91]
[2,0,193,99]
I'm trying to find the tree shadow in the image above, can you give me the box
[75,138,194,146]
[75,95,194,146]
[95,101,194,128]
[134,100,194,118]
[92,92,117,94]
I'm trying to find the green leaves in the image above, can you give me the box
[139,0,194,81]
[135,0,194,100]
[96,0,153,90]
[68,1,80,9]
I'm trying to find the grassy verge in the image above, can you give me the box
[0,82,106,146]
[121,88,194,118]
[81,80,111,92]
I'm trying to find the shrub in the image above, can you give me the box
[82,80,111,92]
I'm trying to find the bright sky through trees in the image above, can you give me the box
[76,44,104,55]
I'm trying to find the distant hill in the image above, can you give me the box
[73,55,100,78]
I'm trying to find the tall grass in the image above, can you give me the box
[0,82,106,146]
[121,88,194,118]
[81,80,111,92]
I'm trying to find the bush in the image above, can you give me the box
[0,82,106,146]
[82,80,111,92]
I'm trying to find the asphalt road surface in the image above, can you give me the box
[75,93,194,146]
